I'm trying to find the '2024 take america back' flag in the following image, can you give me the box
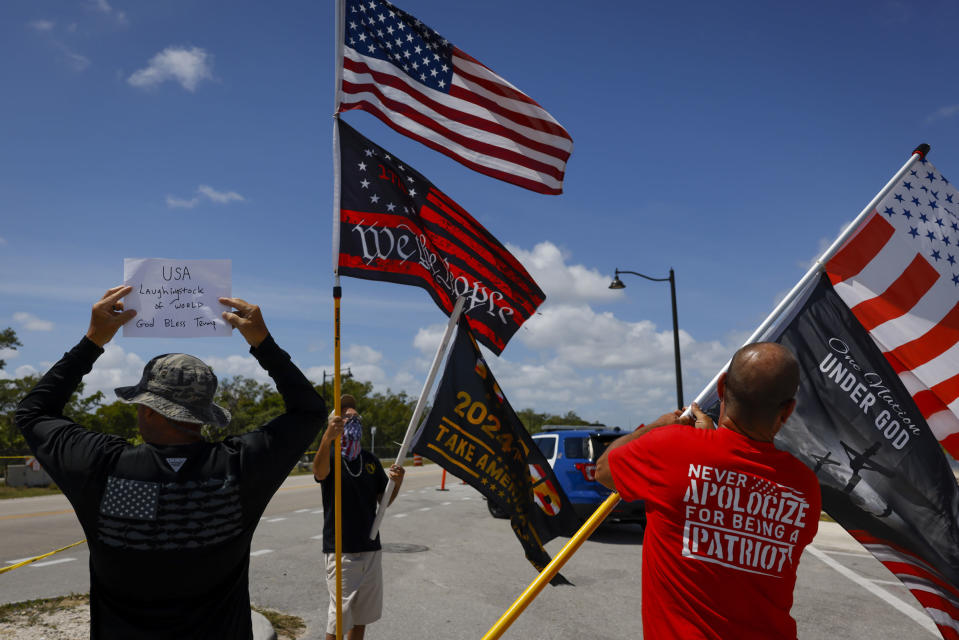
[336,119,545,355]
[337,0,572,195]
[826,158,959,458]
[412,319,579,583]
[703,274,959,639]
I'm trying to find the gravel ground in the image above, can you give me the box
[0,602,89,640]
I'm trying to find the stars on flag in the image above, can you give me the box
[345,0,454,93]
[882,162,959,286]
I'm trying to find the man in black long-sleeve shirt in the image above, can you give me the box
[15,285,326,639]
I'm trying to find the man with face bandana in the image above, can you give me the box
[313,394,404,640]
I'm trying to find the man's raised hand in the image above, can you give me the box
[86,286,137,347]
[219,297,269,347]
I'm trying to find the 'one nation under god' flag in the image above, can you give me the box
[701,274,959,640]
[336,119,545,355]
[411,319,579,583]
[337,0,572,195]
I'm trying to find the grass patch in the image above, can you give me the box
[0,595,304,639]
[0,484,62,500]
[0,593,88,626]
[252,606,306,639]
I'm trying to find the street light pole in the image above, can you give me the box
[610,268,684,409]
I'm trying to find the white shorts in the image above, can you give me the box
[325,550,383,635]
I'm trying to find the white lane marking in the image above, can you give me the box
[871,578,910,587]
[394,513,408,518]
[311,510,324,515]
[442,502,452,506]
[461,497,471,501]
[806,546,938,636]
[265,517,287,523]
[294,509,311,513]
[822,549,872,558]
[250,550,274,557]
[418,507,431,512]
[31,558,76,568]
[310,535,324,540]
[6,557,34,565]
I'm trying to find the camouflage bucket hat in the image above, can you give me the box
[115,353,231,427]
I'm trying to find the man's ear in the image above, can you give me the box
[771,398,797,437]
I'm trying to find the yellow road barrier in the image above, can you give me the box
[0,539,87,575]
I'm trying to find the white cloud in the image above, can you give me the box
[15,364,40,378]
[90,0,128,26]
[28,20,55,32]
[0,347,19,364]
[0,236,7,245]
[204,354,271,383]
[62,48,91,71]
[13,312,54,332]
[167,185,245,208]
[84,345,147,397]
[413,323,446,355]
[197,185,245,204]
[510,241,620,306]
[27,20,90,71]
[166,195,200,209]
[128,46,213,92]
[927,105,959,124]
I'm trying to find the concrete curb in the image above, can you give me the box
[252,610,277,640]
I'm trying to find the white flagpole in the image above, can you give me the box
[368,296,467,540]
[689,144,930,411]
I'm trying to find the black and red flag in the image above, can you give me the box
[701,274,959,638]
[411,318,579,583]
[335,118,545,355]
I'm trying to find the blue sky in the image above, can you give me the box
[2,0,959,428]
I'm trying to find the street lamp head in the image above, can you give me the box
[609,275,626,290]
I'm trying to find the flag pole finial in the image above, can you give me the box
[913,143,931,159]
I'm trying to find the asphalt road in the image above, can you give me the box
[0,466,942,639]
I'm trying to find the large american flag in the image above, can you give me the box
[337,0,573,195]
[827,158,959,457]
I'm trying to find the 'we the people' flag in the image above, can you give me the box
[412,319,579,582]
[335,119,545,355]
[826,159,959,457]
[336,0,572,195]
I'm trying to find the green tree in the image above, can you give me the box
[87,401,140,442]
[0,328,21,370]
[516,408,549,434]
[543,410,591,427]
[215,376,285,437]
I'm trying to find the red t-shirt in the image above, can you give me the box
[609,425,821,640]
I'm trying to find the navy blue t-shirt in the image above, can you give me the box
[318,450,388,553]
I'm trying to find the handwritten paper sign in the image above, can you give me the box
[122,258,232,338]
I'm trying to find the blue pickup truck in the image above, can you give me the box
[487,425,646,525]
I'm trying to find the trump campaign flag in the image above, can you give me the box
[335,119,545,355]
[412,319,579,583]
[335,0,572,195]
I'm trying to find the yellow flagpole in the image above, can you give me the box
[481,493,622,640]
[333,285,343,640]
